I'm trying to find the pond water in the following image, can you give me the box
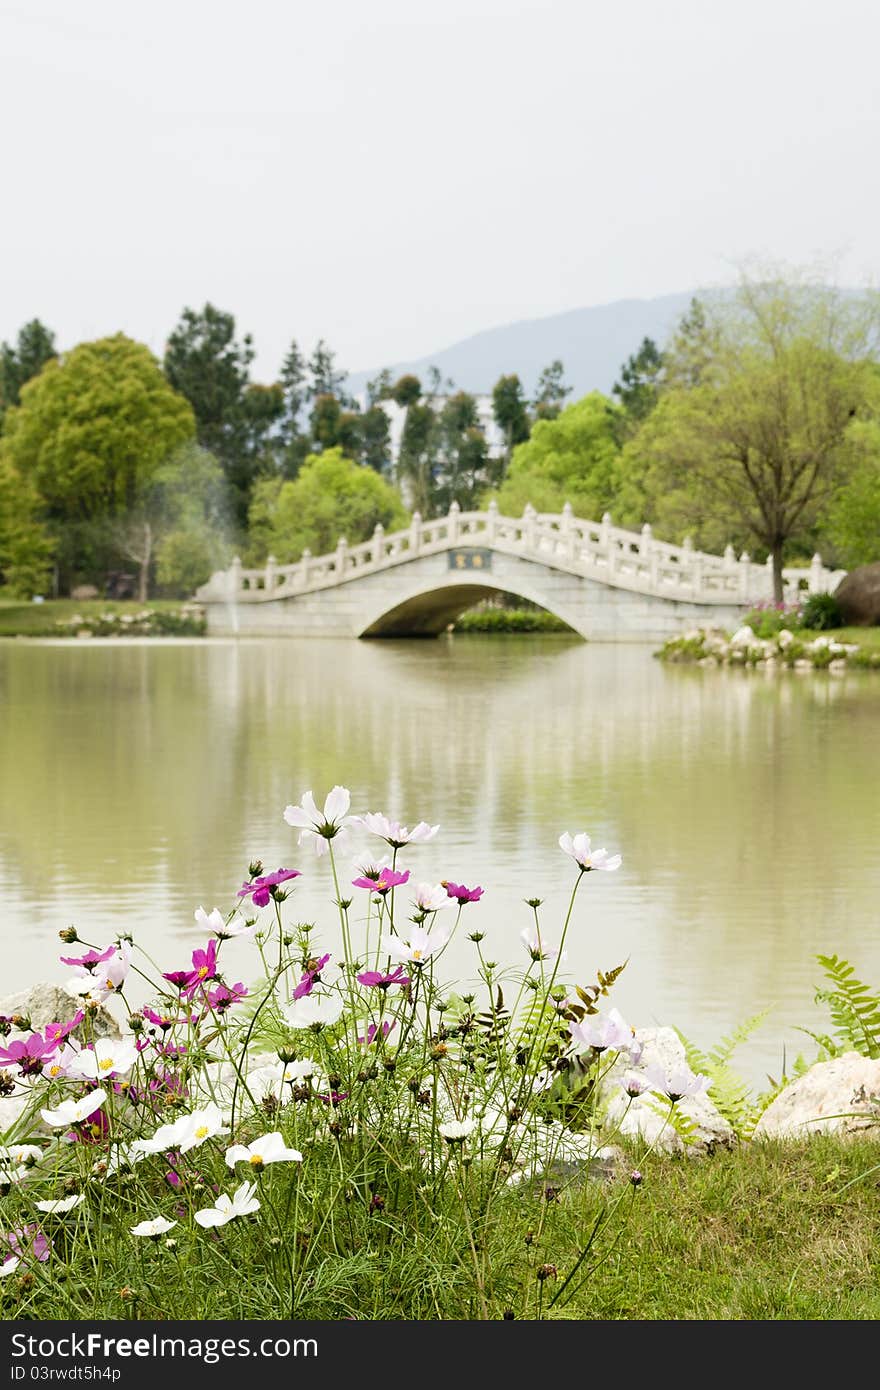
[1,634,878,1086]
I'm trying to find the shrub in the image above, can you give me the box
[799,592,843,631]
[744,603,803,639]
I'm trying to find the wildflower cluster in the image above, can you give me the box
[0,788,707,1317]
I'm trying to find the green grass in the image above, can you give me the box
[5,1136,880,1321]
[818,625,880,651]
[0,598,203,638]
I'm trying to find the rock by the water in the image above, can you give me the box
[599,1027,734,1154]
[754,1052,880,1138]
[0,983,120,1040]
[834,563,880,626]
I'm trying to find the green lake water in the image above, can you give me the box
[1,634,878,1084]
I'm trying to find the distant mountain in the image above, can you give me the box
[346,290,702,401]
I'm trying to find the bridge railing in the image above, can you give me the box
[196,501,845,607]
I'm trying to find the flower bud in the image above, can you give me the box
[537,1264,558,1282]
[58,927,79,944]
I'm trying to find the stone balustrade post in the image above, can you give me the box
[409,511,422,554]
[230,555,242,596]
[810,553,824,594]
[486,499,498,543]
[372,523,385,564]
[300,549,311,586]
[448,500,460,545]
[723,544,736,568]
[600,512,612,549]
[264,554,276,594]
[523,502,537,550]
[335,536,348,577]
[739,551,751,600]
[691,554,703,595]
[640,522,653,557]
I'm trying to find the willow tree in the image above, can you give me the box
[619,273,880,598]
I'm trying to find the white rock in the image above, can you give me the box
[599,1027,734,1155]
[778,629,794,647]
[755,1053,880,1139]
[0,983,120,1040]
[730,625,755,647]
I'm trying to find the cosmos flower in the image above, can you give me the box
[356,966,410,990]
[59,945,115,972]
[569,1008,634,1055]
[35,1195,83,1215]
[40,1089,108,1130]
[358,813,439,849]
[520,926,565,963]
[438,1118,476,1143]
[351,867,410,895]
[443,881,483,904]
[558,832,622,873]
[642,1063,710,1103]
[380,923,451,965]
[224,1132,303,1169]
[411,883,450,914]
[66,1037,139,1081]
[206,981,248,1012]
[283,787,354,857]
[130,1216,177,1238]
[0,1031,60,1076]
[236,870,301,909]
[194,1181,261,1229]
[280,994,344,1030]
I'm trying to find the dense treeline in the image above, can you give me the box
[1,268,879,601]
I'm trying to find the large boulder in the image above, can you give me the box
[598,1027,735,1154]
[834,563,880,626]
[754,1052,880,1138]
[0,983,120,1041]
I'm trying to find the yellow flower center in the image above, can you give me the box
[376,878,388,891]
[99,1058,114,1071]
[198,966,209,978]
[48,1065,62,1077]
[195,1125,209,1139]
[249,1154,264,1167]
[411,949,423,961]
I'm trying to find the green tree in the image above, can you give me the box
[249,447,408,563]
[392,374,422,407]
[0,456,53,595]
[491,374,530,473]
[618,274,880,598]
[433,392,498,511]
[310,393,343,450]
[308,340,348,403]
[164,304,273,525]
[532,360,572,421]
[0,319,57,416]
[820,419,880,567]
[611,337,665,440]
[493,392,621,518]
[358,405,392,473]
[397,400,438,515]
[365,369,393,406]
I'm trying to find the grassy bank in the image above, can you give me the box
[0,598,205,638]
[5,1136,879,1321]
[659,624,880,669]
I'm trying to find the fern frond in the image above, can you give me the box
[814,954,880,1058]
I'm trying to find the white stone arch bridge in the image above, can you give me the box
[196,503,845,641]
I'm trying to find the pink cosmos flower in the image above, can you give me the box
[59,945,115,972]
[142,1007,194,1032]
[443,881,484,904]
[180,941,219,1000]
[0,1031,60,1076]
[237,869,301,908]
[6,1225,51,1264]
[291,954,331,1001]
[351,868,410,895]
[358,1021,396,1046]
[569,1008,634,1055]
[356,966,410,991]
[206,982,248,1012]
[162,970,193,991]
[45,1012,85,1046]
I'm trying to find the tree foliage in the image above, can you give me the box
[0,319,57,416]
[819,418,880,567]
[492,374,531,469]
[493,392,621,518]
[248,448,408,564]
[0,455,53,595]
[532,360,572,421]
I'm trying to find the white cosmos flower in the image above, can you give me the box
[569,1008,634,1055]
[438,1118,476,1142]
[520,926,566,962]
[280,1058,322,1083]
[621,1072,650,1098]
[40,1089,108,1129]
[358,813,439,848]
[175,1103,229,1154]
[0,1256,20,1277]
[194,1181,261,1228]
[558,832,622,873]
[381,923,451,965]
[130,1216,177,1237]
[411,882,450,913]
[224,1131,303,1169]
[194,906,226,935]
[105,1144,147,1175]
[280,993,344,1030]
[643,1063,710,1103]
[94,941,132,993]
[63,979,110,1007]
[0,1144,43,1173]
[283,786,353,857]
[67,1037,139,1081]
[35,1194,84,1214]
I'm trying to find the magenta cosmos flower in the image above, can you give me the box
[237,868,301,908]
[443,881,484,904]
[0,1031,60,1076]
[59,944,115,971]
[291,953,331,1002]
[356,965,410,991]
[206,981,248,1012]
[351,867,410,895]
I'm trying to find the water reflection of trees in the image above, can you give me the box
[1,639,878,1073]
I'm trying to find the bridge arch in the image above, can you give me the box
[356,574,584,638]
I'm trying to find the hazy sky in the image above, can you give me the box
[2,0,878,379]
